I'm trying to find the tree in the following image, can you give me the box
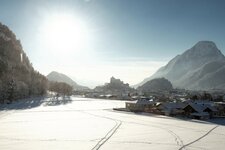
[0,22,48,104]
[48,81,73,96]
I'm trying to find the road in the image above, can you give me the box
[0,96,225,150]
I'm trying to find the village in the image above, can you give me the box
[72,77,225,120]
[123,96,225,120]
[81,89,225,120]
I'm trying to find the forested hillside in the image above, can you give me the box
[0,22,47,103]
[137,78,173,92]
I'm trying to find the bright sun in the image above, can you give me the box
[41,13,91,53]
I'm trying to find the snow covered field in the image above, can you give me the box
[0,96,225,150]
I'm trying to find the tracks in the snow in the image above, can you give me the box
[2,100,220,150]
[77,109,185,150]
[178,125,219,150]
[65,106,122,150]
[91,119,121,150]
[69,108,184,150]
[80,111,122,150]
[123,120,185,149]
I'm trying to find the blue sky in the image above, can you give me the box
[1,0,225,87]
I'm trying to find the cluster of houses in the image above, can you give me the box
[125,98,225,120]
[75,80,225,121]
[84,92,132,100]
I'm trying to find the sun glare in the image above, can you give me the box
[41,13,91,54]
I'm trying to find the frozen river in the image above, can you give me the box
[0,96,225,150]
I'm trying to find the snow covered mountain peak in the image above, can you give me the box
[137,41,225,90]
[194,41,217,49]
[183,41,224,61]
[190,41,221,55]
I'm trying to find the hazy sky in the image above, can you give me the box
[1,0,225,88]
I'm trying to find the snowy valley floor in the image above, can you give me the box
[0,96,225,150]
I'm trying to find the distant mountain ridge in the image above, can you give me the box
[138,41,225,91]
[47,71,89,90]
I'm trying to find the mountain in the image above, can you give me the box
[138,41,225,91]
[47,71,89,90]
[138,78,173,92]
[0,22,47,103]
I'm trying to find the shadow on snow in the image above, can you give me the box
[44,96,72,106]
[0,96,72,110]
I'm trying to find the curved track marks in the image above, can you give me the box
[80,111,122,150]
[65,106,123,150]
[179,125,219,150]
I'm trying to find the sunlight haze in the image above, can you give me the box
[1,1,225,150]
[1,0,225,87]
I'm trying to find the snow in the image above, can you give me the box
[0,96,225,150]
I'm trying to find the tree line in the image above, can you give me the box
[48,81,73,97]
[0,22,72,104]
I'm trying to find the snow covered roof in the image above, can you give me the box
[188,103,205,113]
[215,102,225,105]
[185,103,217,113]
[203,104,218,112]
[128,99,155,105]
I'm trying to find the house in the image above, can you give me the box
[126,98,155,112]
[157,102,186,116]
[214,102,225,116]
[183,103,217,120]
[204,104,218,117]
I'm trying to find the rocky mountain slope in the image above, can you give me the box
[138,41,225,91]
